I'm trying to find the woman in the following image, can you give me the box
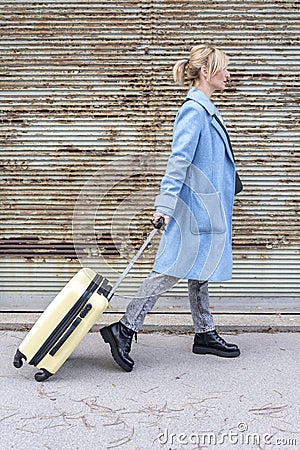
[101,44,241,372]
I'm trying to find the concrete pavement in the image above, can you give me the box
[1,311,299,332]
[0,330,299,450]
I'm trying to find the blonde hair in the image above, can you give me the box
[173,44,229,85]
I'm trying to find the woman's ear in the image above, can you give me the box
[200,65,208,80]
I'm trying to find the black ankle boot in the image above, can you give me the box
[100,321,137,372]
[193,330,240,358]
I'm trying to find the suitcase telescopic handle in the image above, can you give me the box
[106,217,165,301]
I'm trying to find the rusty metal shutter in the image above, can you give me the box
[0,0,299,311]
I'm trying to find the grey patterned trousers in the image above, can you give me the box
[120,271,215,333]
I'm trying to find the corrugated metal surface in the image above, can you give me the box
[0,0,299,311]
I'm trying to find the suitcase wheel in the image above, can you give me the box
[34,368,53,382]
[13,349,26,368]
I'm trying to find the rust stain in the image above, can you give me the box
[97,232,120,258]
[59,145,84,153]
[0,236,78,259]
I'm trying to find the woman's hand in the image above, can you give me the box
[153,212,170,227]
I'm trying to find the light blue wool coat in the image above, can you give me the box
[152,87,237,281]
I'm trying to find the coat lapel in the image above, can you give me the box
[211,116,235,165]
[186,87,235,165]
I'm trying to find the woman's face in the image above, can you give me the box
[210,68,230,92]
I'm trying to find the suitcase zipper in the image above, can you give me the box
[49,303,93,357]
[29,273,103,366]
[49,317,82,356]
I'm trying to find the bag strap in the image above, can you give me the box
[212,113,236,162]
[212,113,243,193]
[182,98,236,161]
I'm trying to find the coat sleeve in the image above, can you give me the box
[154,103,202,216]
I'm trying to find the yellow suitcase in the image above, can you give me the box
[13,218,164,381]
[13,268,111,381]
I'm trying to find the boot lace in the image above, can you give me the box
[212,330,227,345]
[124,331,137,353]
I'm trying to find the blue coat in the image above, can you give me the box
[152,87,237,281]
